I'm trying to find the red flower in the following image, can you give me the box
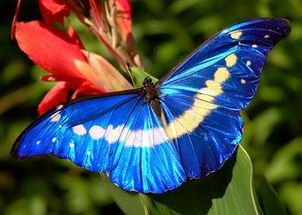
[39,0,71,24]
[12,0,139,114]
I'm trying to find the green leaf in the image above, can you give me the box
[265,137,302,183]
[251,108,283,146]
[102,176,145,215]
[279,181,302,215]
[255,176,287,215]
[129,66,158,88]
[107,147,261,215]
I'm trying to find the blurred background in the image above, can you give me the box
[0,0,301,214]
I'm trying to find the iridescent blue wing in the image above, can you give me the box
[158,18,290,179]
[12,91,186,193]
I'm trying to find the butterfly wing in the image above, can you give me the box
[158,18,290,178]
[12,91,186,193]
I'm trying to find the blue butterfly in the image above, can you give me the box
[12,18,290,193]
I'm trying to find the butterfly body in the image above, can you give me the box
[12,18,290,193]
[142,77,162,117]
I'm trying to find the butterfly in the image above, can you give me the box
[12,18,290,193]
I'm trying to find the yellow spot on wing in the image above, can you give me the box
[225,54,237,67]
[165,67,231,139]
[230,31,242,39]
[214,67,230,82]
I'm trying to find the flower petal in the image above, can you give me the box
[15,21,87,82]
[68,25,84,49]
[38,81,70,114]
[16,21,107,98]
[110,0,132,42]
[83,51,133,91]
[88,0,103,25]
[108,0,141,66]
[11,0,22,39]
[39,0,70,24]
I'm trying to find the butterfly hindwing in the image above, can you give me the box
[107,102,186,192]
[12,91,186,193]
[159,18,290,178]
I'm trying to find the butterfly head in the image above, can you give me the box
[142,77,153,87]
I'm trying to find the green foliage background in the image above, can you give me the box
[0,0,302,214]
